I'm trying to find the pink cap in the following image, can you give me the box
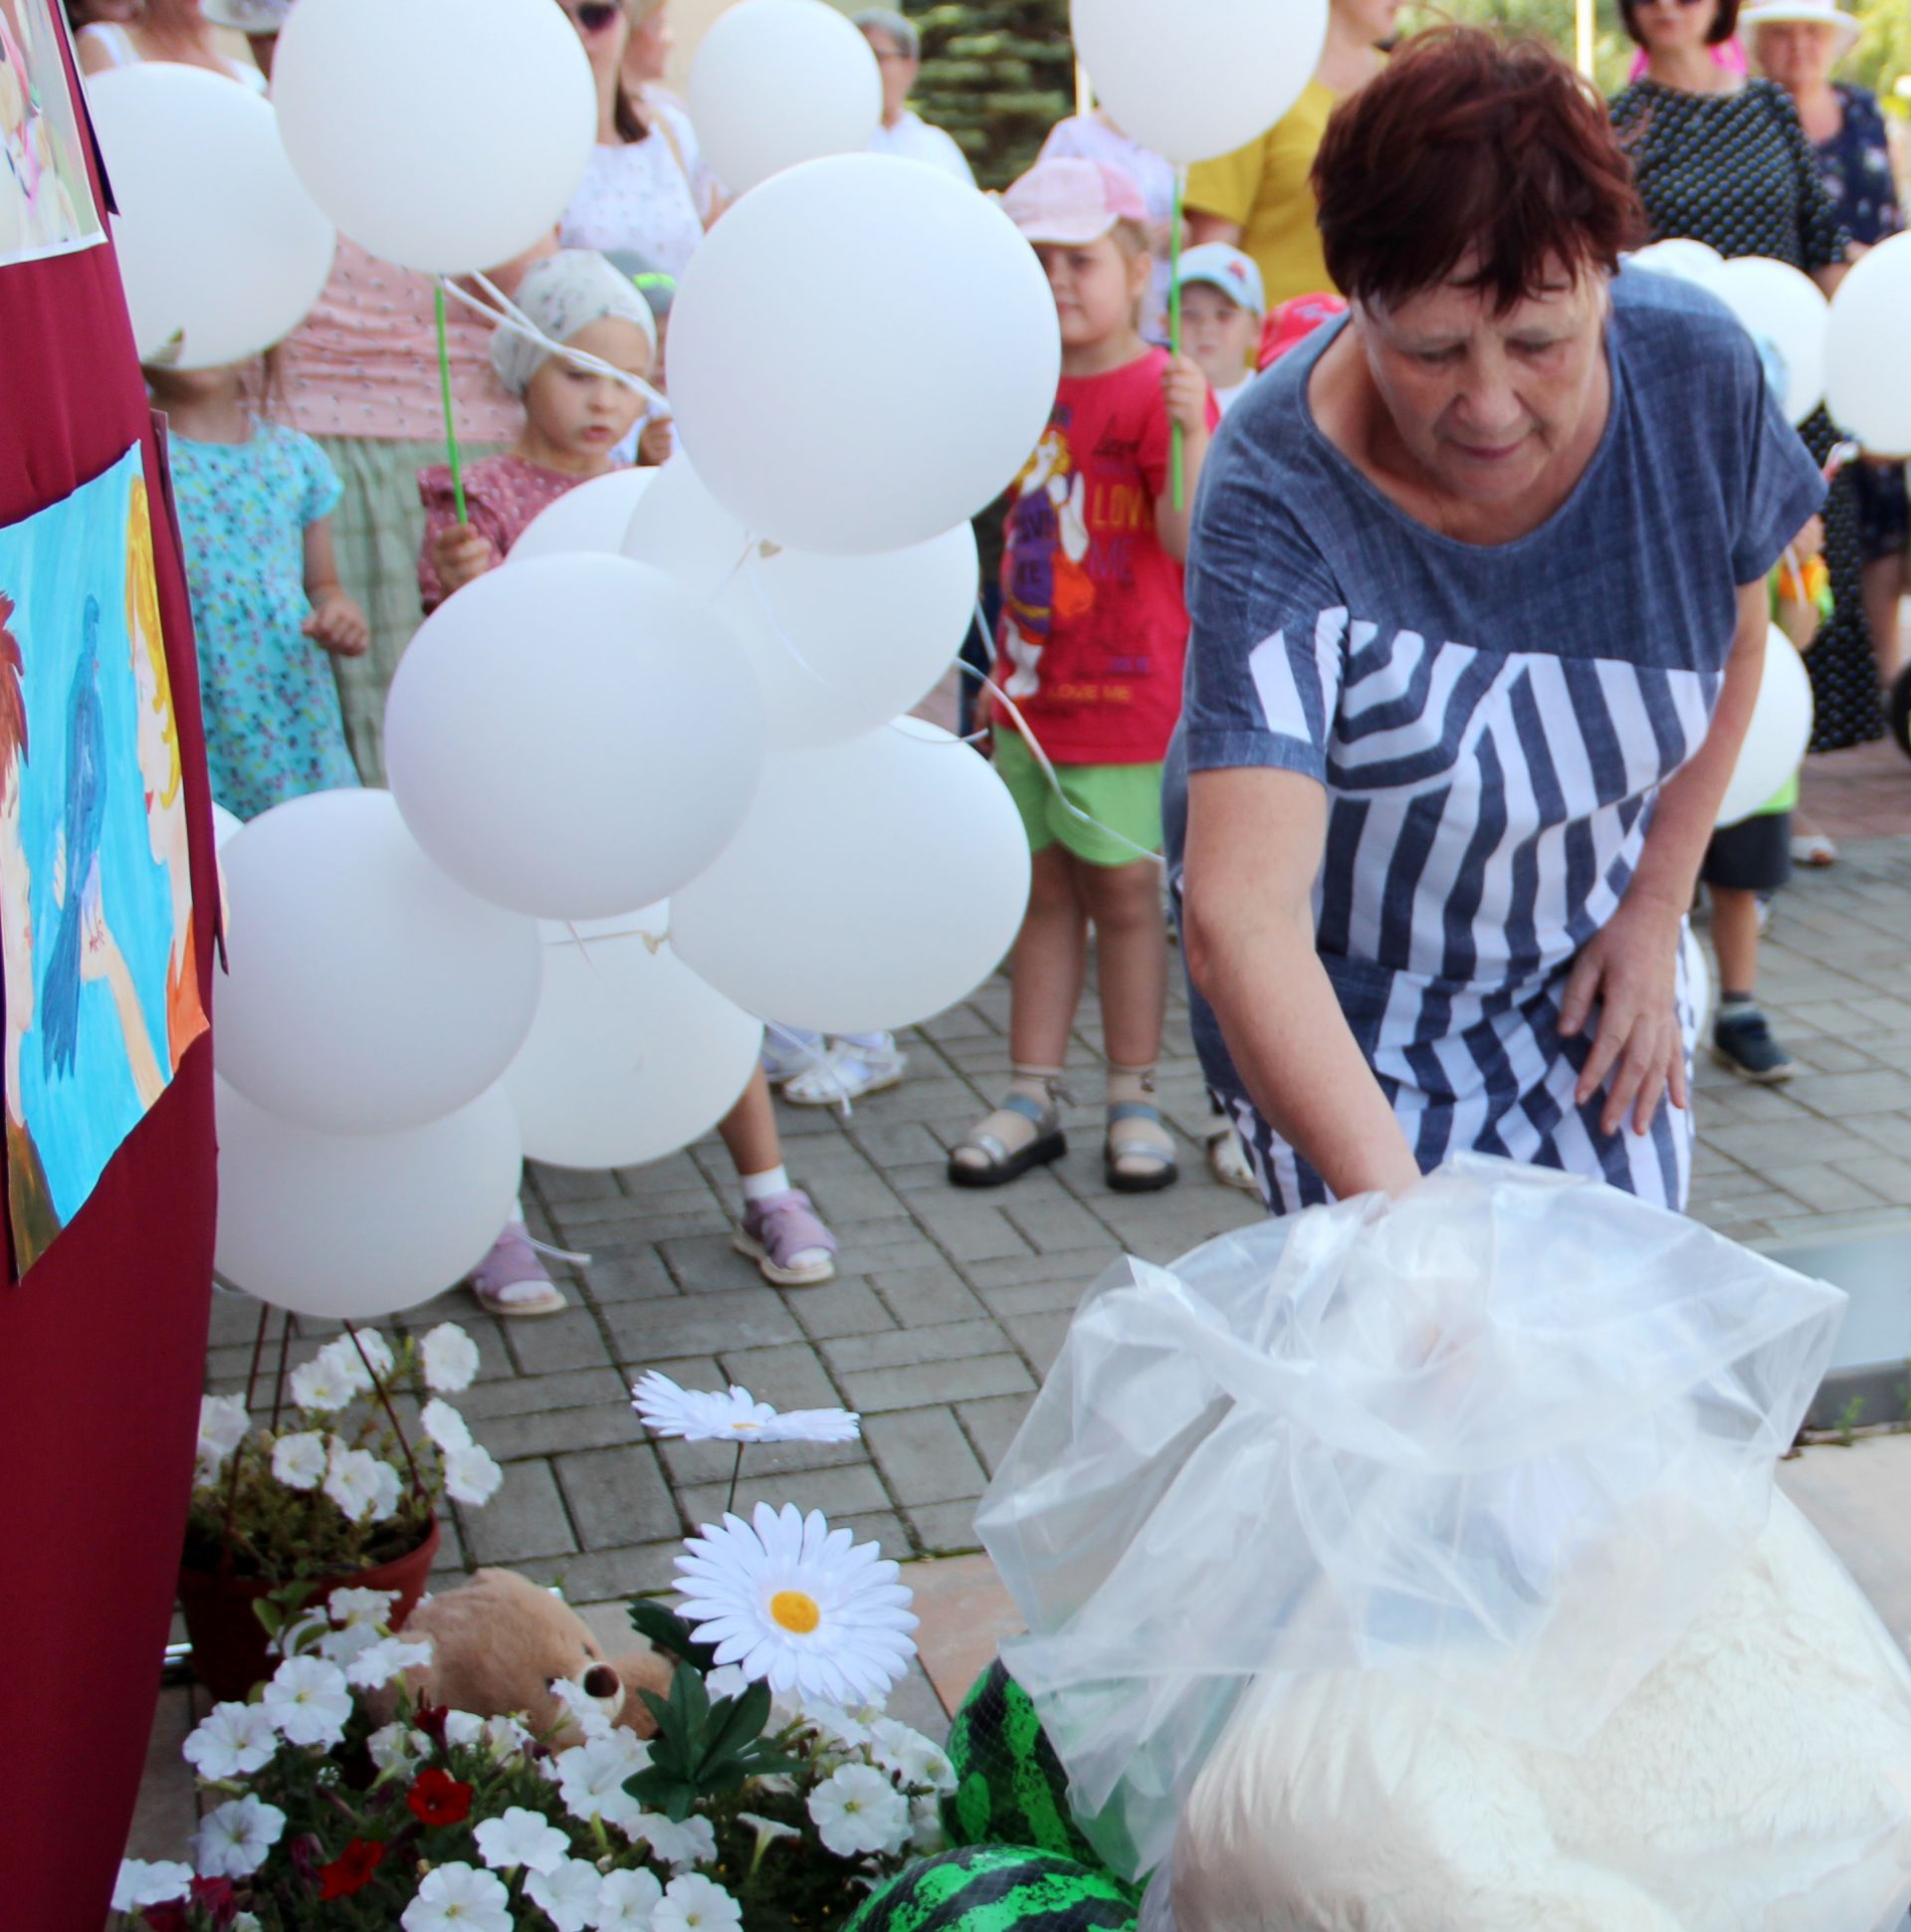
[1000,158,1149,246]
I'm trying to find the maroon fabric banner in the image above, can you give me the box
[0,14,219,1928]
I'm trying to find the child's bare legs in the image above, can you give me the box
[1077,854,1175,1188]
[1710,887,1761,1003]
[719,1068,839,1287]
[1864,553,1905,686]
[1709,885,1794,1084]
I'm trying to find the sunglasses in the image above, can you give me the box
[567,1,622,32]
[1637,0,1710,11]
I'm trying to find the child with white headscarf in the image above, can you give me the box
[418,249,657,610]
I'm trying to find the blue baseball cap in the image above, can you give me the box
[1175,243,1266,317]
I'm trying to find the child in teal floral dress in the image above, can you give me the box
[147,357,367,820]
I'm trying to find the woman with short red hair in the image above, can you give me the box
[1168,29,1823,1215]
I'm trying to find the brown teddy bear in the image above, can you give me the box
[379,1568,675,1748]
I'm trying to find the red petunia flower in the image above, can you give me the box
[318,1836,387,1900]
[406,1766,474,1827]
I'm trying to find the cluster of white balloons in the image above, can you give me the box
[183,0,1054,1320]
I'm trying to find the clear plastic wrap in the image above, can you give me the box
[975,1156,1851,1885]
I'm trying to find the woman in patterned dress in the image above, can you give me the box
[1168,31,1823,1215]
[1746,0,1906,691]
[1609,0,1885,756]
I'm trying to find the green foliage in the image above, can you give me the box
[628,1596,720,1673]
[624,1662,806,1822]
[904,0,1076,189]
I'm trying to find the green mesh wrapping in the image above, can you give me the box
[841,1844,1139,1932]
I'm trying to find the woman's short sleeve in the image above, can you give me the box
[1181,425,1347,785]
[1728,336,1826,583]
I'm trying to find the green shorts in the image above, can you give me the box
[992,730,1164,868]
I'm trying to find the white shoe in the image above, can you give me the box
[782,1039,909,1108]
[1204,1116,1258,1193]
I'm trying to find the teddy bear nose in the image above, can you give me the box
[583,1663,620,1699]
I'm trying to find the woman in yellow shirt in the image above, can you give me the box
[1184,0,1399,307]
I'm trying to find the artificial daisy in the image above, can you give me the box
[808,1761,912,1857]
[473,1806,570,1875]
[443,1442,505,1507]
[271,1431,327,1491]
[632,1372,862,1446]
[528,1860,604,1932]
[182,1700,279,1781]
[400,1861,511,1932]
[421,1323,481,1393]
[261,1655,352,1748]
[654,1873,744,1932]
[674,1503,919,1707]
[191,1795,286,1879]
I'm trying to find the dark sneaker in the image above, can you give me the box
[1712,1006,1794,1084]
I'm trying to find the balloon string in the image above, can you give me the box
[1169,163,1186,514]
[440,274,672,417]
[434,283,468,527]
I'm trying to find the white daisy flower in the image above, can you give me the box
[675,1504,919,1708]
[111,1858,194,1911]
[196,1395,250,1467]
[344,1633,433,1691]
[421,1323,481,1393]
[442,1441,504,1507]
[182,1700,280,1781]
[655,1873,743,1932]
[367,1721,432,1773]
[762,1405,863,1444]
[328,1585,399,1628]
[808,1762,911,1858]
[271,1431,328,1491]
[526,1859,602,1932]
[554,1730,649,1831]
[288,1354,356,1412]
[593,1866,664,1930]
[261,1655,352,1748]
[484,1713,532,1761]
[421,1397,473,1452]
[630,1372,861,1445]
[636,1810,718,1869]
[472,1804,570,1875]
[871,1717,957,1794]
[324,1446,385,1523]
[192,1794,286,1878]
[400,1861,511,1932]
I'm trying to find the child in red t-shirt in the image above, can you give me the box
[952,158,1217,1194]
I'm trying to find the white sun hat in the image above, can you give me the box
[1739,0,1862,61]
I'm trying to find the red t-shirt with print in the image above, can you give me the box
[992,347,1215,764]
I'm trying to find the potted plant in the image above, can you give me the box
[180,1321,504,1701]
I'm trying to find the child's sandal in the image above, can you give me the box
[1104,1102,1178,1193]
[948,1094,1066,1188]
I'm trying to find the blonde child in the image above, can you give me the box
[954,158,1217,1193]
[1174,243,1265,416]
[424,251,840,1312]
[145,357,367,821]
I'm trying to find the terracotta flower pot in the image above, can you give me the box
[177,1518,441,1703]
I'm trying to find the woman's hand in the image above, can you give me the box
[430,524,497,597]
[1558,890,1688,1139]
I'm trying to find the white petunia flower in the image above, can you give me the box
[871,1717,957,1794]
[348,1328,395,1379]
[400,1860,512,1932]
[630,1372,861,1446]
[328,1585,399,1628]
[271,1431,328,1491]
[442,1709,486,1749]
[484,1713,532,1761]
[271,1607,331,1661]
[367,1721,431,1773]
[367,1456,405,1522]
[197,1395,250,1467]
[192,1795,286,1879]
[473,1804,570,1875]
[421,1323,481,1393]
[232,1915,263,1932]
[636,1810,717,1870]
[654,1872,743,1932]
[261,1655,352,1748]
[525,1858,601,1932]
[421,1396,473,1452]
[111,1858,194,1911]
[324,1446,386,1523]
[289,1354,356,1412]
[182,1700,280,1781]
[593,1866,664,1930]
[799,1702,874,1751]
[675,1504,919,1708]
[548,1674,615,1744]
[442,1442,504,1507]
[554,1730,649,1831]
[317,1618,383,1668]
[343,1633,433,1690]
[910,1793,949,1854]
[808,1762,911,1858]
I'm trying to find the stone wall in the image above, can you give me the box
[907,1,1076,190]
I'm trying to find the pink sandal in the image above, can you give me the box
[733,1190,838,1288]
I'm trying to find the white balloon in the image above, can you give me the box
[1709,256,1827,428]
[385,555,767,920]
[1624,239,1726,288]
[210,803,245,849]
[718,525,979,748]
[216,789,542,1133]
[669,155,1060,554]
[1825,232,1911,457]
[509,468,659,561]
[1717,627,1813,827]
[505,908,762,1170]
[621,454,751,601]
[689,0,882,196]
[1071,0,1328,163]
[272,0,595,275]
[85,65,334,368]
[214,1078,524,1320]
[672,720,1030,1031]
